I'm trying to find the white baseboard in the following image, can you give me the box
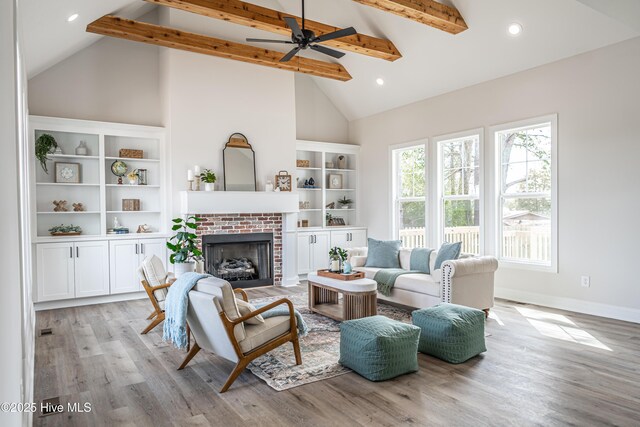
[281,275,301,287]
[34,292,147,311]
[495,287,640,324]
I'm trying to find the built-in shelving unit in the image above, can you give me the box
[30,116,167,240]
[295,141,361,229]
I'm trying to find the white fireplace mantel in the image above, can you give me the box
[180,190,299,215]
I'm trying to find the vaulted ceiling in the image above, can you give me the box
[21,0,640,120]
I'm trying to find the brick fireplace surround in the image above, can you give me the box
[195,213,283,285]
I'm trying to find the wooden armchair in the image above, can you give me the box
[137,255,176,334]
[178,277,302,392]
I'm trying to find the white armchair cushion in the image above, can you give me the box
[141,255,167,287]
[236,299,265,325]
[239,316,291,353]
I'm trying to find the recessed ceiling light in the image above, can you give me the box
[67,14,79,22]
[376,78,384,86]
[508,23,523,36]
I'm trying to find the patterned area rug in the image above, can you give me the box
[246,292,412,391]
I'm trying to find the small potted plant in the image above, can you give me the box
[200,169,217,191]
[329,246,348,272]
[338,196,353,209]
[167,215,204,277]
[48,224,82,236]
[127,170,139,185]
[35,134,59,173]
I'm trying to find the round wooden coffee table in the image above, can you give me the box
[307,273,377,321]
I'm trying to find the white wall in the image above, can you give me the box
[27,37,161,126]
[1,1,33,426]
[163,49,297,215]
[350,37,640,322]
[295,74,349,143]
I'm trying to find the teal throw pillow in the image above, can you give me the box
[434,242,462,269]
[365,238,401,268]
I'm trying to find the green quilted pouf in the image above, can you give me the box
[339,315,420,381]
[412,303,486,364]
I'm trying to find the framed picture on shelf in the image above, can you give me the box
[328,174,342,189]
[55,162,80,183]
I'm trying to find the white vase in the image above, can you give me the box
[174,261,196,278]
[205,182,215,191]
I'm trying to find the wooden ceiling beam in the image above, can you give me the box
[144,0,401,61]
[351,0,467,34]
[86,16,352,82]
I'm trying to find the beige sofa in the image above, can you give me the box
[348,248,498,313]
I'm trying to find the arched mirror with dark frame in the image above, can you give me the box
[223,133,257,191]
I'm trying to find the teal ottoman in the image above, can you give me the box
[412,303,486,364]
[339,315,420,381]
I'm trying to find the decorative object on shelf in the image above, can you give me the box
[308,177,315,187]
[327,213,345,226]
[75,141,88,156]
[48,224,82,236]
[108,227,130,235]
[299,201,304,209]
[187,169,194,191]
[113,216,120,228]
[119,148,143,159]
[136,224,151,233]
[328,173,343,189]
[300,219,309,227]
[137,168,148,185]
[275,170,292,191]
[35,134,59,173]
[127,170,139,185]
[122,199,141,211]
[338,196,353,209]
[326,202,335,209]
[297,159,310,168]
[223,133,256,191]
[329,246,348,272]
[72,202,85,212]
[200,169,216,191]
[167,215,204,277]
[55,162,81,183]
[111,160,128,185]
[54,146,63,155]
[52,200,68,212]
[193,165,201,191]
[325,161,334,168]
[265,180,274,192]
[337,155,347,169]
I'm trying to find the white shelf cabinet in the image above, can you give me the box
[36,241,109,302]
[297,231,330,274]
[329,229,367,249]
[110,238,167,294]
[29,116,169,306]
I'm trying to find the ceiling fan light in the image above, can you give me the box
[376,78,384,86]
[67,13,79,22]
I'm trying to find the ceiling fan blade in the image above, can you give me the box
[246,38,294,44]
[284,17,304,39]
[312,27,357,43]
[310,44,345,59]
[280,46,301,62]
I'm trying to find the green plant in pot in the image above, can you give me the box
[338,196,353,209]
[167,215,204,277]
[200,169,217,191]
[35,134,58,173]
[329,246,348,272]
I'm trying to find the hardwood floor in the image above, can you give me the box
[33,285,640,426]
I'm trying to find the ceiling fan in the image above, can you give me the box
[246,0,357,63]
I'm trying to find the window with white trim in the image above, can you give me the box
[392,145,426,249]
[438,133,482,254]
[496,118,556,266]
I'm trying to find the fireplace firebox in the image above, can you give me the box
[202,232,274,288]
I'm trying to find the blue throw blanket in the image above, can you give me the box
[163,272,211,349]
[256,303,308,337]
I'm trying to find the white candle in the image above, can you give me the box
[194,165,201,175]
[187,169,194,181]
